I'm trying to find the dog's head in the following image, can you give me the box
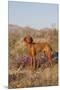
[23,35,33,44]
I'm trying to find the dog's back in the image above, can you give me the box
[32,42,52,54]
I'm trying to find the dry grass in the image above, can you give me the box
[8,25,58,88]
[8,61,58,89]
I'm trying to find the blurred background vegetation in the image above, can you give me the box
[9,24,58,60]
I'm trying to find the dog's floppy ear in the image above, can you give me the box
[23,37,26,42]
[27,36,33,44]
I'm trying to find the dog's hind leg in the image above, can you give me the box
[42,47,52,66]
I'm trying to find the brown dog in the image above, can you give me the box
[23,35,52,70]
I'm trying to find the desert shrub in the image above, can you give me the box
[14,55,31,69]
[35,52,48,68]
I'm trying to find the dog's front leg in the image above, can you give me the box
[32,56,36,70]
[29,56,33,71]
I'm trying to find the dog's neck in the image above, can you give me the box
[24,42,33,49]
[27,43,33,48]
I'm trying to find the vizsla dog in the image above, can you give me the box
[23,35,52,70]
